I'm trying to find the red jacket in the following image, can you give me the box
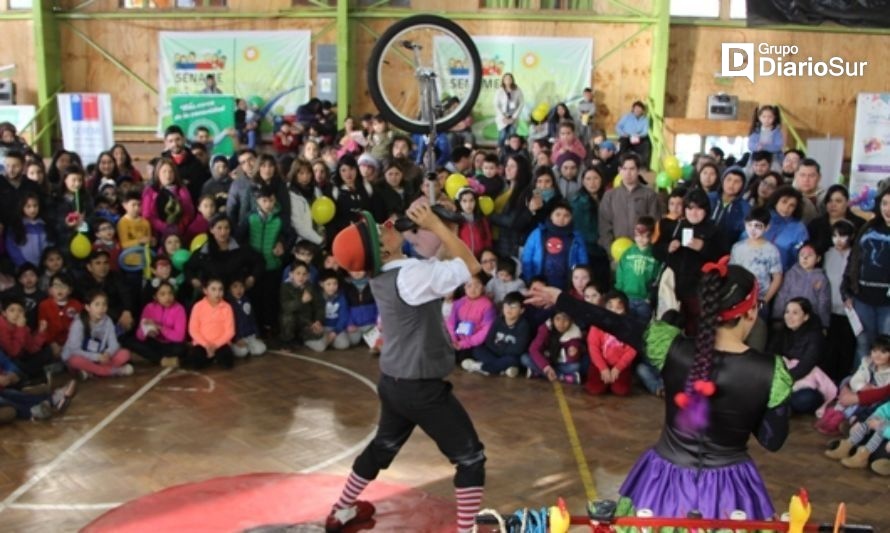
[0,315,46,357]
[457,217,492,258]
[587,325,636,372]
[859,383,890,406]
[37,298,83,346]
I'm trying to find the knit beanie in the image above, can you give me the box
[555,151,582,170]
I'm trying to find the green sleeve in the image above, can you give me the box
[768,355,793,409]
[643,321,681,371]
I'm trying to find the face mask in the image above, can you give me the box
[832,235,849,248]
[541,189,555,202]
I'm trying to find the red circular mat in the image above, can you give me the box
[82,473,456,532]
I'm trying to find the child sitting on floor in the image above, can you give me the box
[524,309,584,384]
[228,277,267,358]
[585,291,638,396]
[37,273,82,359]
[186,277,235,370]
[62,290,133,378]
[447,272,496,363]
[136,281,187,368]
[463,291,531,377]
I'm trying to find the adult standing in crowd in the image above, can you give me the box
[598,153,661,251]
[616,101,651,169]
[161,125,210,205]
[842,186,890,369]
[494,73,524,154]
[806,184,865,255]
[793,158,827,224]
[184,214,263,291]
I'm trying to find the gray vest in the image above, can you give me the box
[370,267,454,379]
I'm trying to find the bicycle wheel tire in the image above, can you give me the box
[367,14,482,134]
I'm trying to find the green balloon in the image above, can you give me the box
[248,96,264,108]
[171,249,191,271]
[681,163,695,180]
[656,171,672,190]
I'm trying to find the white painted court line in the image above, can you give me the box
[8,502,120,511]
[274,352,379,474]
[0,368,173,513]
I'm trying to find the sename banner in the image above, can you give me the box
[850,93,890,207]
[158,30,311,134]
[435,36,593,143]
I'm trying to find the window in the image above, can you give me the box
[670,0,719,17]
[8,0,32,9]
[729,0,746,19]
[480,0,587,8]
[120,0,226,8]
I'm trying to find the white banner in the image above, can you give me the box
[0,105,36,133]
[57,93,114,165]
[850,93,890,201]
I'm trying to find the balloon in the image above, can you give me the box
[531,103,549,123]
[478,195,494,216]
[663,155,680,172]
[171,249,191,271]
[70,233,91,259]
[190,233,209,253]
[311,196,336,225]
[655,171,672,190]
[613,175,622,189]
[610,237,634,262]
[666,164,682,181]
[247,96,264,109]
[445,173,470,200]
[681,163,695,180]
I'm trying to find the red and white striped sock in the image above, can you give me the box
[455,485,484,532]
[332,471,371,511]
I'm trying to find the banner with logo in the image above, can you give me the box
[170,95,236,157]
[850,93,890,203]
[158,30,311,133]
[435,36,593,144]
[57,93,114,165]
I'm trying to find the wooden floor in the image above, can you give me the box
[1,348,887,532]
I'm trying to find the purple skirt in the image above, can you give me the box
[619,448,776,520]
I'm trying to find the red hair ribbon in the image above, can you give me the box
[717,279,760,322]
[701,255,730,277]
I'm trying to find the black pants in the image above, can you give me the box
[353,375,485,488]
[790,388,823,414]
[252,268,282,332]
[822,313,856,382]
[137,338,187,364]
[12,347,54,383]
[183,344,234,370]
[619,135,652,170]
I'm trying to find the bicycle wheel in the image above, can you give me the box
[367,14,482,134]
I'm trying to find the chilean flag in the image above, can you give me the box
[70,94,100,121]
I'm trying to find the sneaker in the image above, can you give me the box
[51,380,78,412]
[502,366,519,378]
[461,359,484,374]
[30,401,53,421]
[560,372,581,384]
[526,368,534,379]
[77,370,91,382]
[113,364,134,377]
[324,501,376,532]
[160,357,180,368]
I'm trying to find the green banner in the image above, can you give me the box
[158,30,311,135]
[171,95,236,157]
[436,36,593,143]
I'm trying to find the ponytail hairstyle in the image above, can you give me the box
[674,256,757,436]
[79,289,109,341]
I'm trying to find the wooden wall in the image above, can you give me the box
[0,19,37,108]
[667,26,890,157]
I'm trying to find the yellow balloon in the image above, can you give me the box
[311,196,336,225]
[190,233,208,252]
[666,164,682,180]
[478,195,494,216]
[445,173,470,200]
[663,155,680,172]
[70,233,92,259]
[613,175,622,189]
[610,237,634,262]
[531,103,549,123]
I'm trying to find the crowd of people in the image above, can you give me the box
[0,79,889,491]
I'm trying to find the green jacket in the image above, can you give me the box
[279,282,325,342]
[615,244,660,300]
[243,205,286,271]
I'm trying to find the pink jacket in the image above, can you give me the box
[785,357,837,417]
[137,301,187,344]
[142,185,195,235]
[446,295,496,350]
[587,325,637,372]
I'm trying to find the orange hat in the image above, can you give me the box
[332,211,382,275]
